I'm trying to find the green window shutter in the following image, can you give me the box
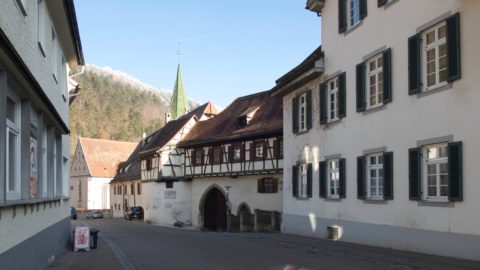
[446,12,461,82]
[292,96,299,133]
[383,151,394,200]
[378,0,387,7]
[339,158,346,198]
[448,141,463,201]
[383,48,392,104]
[408,147,421,200]
[356,62,366,112]
[319,161,326,198]
[408,33,421,95]
[306,90,312,129]
[338,72,346,118]
[357,156,366,199]
[307,163,313,198]
[359,0,367,19]
[292,165,299,197]
[338,0,347,33]
[319,83,327,124]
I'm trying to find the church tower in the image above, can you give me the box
[169,64,187,120]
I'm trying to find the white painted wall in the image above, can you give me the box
[191,174,283,229]
[110,179,143,218]
[87,177,110,210]
[282,0,480,260]
[143,181,192,226]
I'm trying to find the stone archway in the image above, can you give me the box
[201,186,227,232]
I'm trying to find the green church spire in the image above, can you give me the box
[169,64,187,120]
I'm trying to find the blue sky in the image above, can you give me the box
[74,1,321,108]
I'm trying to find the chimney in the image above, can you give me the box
[165,112,171,123]
[142,132,146,139]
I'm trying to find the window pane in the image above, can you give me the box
[377,57,383,68]
[440,163,448,174]
[427,164,436,174]
[438,25,446,39]
[439,70,447,83]
[440,175,448,186]
[426,31,435,44]
[370,95,376,106]
[427,48,436,62]
[369,61,376,71]
[439,145,447,158]
[370,75,376,85]
[8,132,17,191]
[440,186,448,196]
[428,147,438,160]
[370,169,376,178]
[379,169,384,178]
[427,175,437,186]
[7,97,16,122]
[428,187,437,196]
[370,156,376,165]
[378,155,384,164]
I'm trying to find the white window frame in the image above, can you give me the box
[232,144,241,162]
[367,153,384,200]
[51,26,59,83]
[327,77,339,123]
[347,0,361,29]
[423,143,449,202]
[37,0,46,56]
[298,164,308,199]
[327,159,340,198]
[298,92,307,132]
[6,89,22,201]
[422,21,448,92]
[366,54,384,110]
[254,142,263,159]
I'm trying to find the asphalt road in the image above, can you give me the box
[48,218,480,270]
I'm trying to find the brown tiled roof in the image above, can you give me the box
[78,137,137,178]
[138,102,217,158]
[110,141,144,182]
[178,90,283,147]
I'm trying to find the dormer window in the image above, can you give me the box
[238,116,249,128]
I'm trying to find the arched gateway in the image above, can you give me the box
[201,187,227,231]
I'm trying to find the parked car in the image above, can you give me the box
[71,207,77,220]
[87,210,103,219]
[125,206,144,221]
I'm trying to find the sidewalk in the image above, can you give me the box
[46,234,122,270]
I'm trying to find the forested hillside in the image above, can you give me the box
[69,65,198,153]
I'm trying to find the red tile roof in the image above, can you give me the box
[78,137,137,178]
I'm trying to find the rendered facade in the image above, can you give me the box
[279,0,480,261]
[0,0,84,268]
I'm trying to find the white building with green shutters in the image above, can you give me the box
[277,0,480,261]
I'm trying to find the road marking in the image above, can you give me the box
[99,232,137,270]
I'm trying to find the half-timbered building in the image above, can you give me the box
[178,90,283,232]
[138,102,218,225]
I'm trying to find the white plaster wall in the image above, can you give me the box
[87,177,111,210]
[191,174,283,228]
[110,180,143,218]
[283,0,480,238]
[0,201,69,254]
[0,0,72,125]
[143,181,192,226]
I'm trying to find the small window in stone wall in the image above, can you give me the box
[166,181,174,189]
[258,178,278,193]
